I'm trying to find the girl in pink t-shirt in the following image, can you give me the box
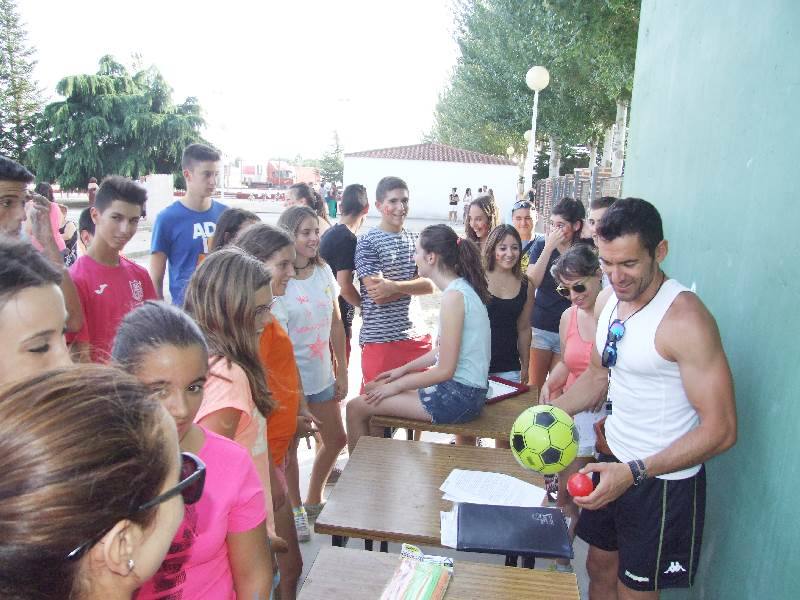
[542,244,605,570]
[113,301,273,599]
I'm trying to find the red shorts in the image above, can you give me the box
[360,335,433,392]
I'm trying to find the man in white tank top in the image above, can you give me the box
[543,198,737,598]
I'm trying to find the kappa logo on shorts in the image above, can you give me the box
[664,561,687,575]
[624,570,649,583]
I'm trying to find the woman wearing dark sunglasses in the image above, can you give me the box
[0,365,195,600]
[113,301,274,600]
[542,244,607,572]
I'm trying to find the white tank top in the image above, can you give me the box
[596,279,700,480]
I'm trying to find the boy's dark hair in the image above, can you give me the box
[590,196,617,211]
[0,155,34,183]
[0,235,62,308]
[340,184,368,216]
[94,176,147,213]
[181,143,221,170]
[211,208,258,252]
[78,208,95,236]
[596,197,664,257]
[375,176,408,202]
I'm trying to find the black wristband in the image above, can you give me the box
[628,459,648,486]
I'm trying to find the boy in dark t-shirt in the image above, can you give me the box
[319,183,369,361]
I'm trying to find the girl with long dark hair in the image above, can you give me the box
[346,224,491,450]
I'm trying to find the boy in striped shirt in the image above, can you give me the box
[355,176,433,390]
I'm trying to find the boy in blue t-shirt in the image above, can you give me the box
[149,143,228,305]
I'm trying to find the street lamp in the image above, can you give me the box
[523,66,549,190]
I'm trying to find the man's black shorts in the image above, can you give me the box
[575,453,706,592]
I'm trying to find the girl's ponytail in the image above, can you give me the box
[455,237,490,304]
[419,224,490,304]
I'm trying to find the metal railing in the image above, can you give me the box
[533,170,623,225]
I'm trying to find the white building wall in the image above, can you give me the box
[343,157,519,221]
[141,174,174,226]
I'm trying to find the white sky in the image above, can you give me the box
[19,0,460,161]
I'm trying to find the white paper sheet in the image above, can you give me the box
[439,469,546,507]
[439,505,459,548]
[487,379,519,399]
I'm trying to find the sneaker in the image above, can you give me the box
[304,502,326,521]
[293,507,311,542]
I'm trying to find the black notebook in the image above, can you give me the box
[456,503,573,559]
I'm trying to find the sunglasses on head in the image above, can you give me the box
[513,200,533,210]
[556,278,589,298]
[601,319,626,368]
[66,452,206,561]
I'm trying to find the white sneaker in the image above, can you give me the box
[293,507,311,542]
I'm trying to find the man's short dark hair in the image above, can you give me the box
[181,143,221,171]
[78,208,95,236]
[590,196,617,211]
[376,176,408,202]
[94,176,147,213]
[0,155,34,183]
[596,197,663,257]
[340,184,368,216]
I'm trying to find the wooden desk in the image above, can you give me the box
[315,436,545,548]
[299,546,580,599]
[371,388,538,441]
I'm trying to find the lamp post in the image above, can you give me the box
[523,66,549,191]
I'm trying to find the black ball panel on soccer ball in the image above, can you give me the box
[512,433,527,453]
[534,410,557,428]
[540,447,562,465]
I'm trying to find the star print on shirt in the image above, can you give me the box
[297,295,310,304]
[309,335,327,359]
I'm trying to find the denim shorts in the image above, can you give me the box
[306,383,335,404]
[531,327,561,353]
[490,371,521,383]
[418,379,488,424]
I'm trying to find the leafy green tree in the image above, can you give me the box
[0,0,44,161]
[432,0,639,174]
[319,131,343,183]
[28,55,206,189]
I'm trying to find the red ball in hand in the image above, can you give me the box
[567,473,594,497]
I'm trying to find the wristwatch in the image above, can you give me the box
[627,459,648,486]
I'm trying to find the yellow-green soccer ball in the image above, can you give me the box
[510,405,579,474]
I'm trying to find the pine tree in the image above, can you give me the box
[0,0,43,161]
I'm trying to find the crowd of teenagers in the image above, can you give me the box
[0,141,737,600]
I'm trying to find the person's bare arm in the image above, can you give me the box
[575,293,737,510]
[517,280,535,384]
[364,291,462,403]
[330,303,349,401]
[28,194,84,332]
[149,251,167,300]
[363,275,434,304]
[525,229,564,288]
[543,309,572,401]
[227,522,272,600]
[198,407,243,441]
[336,269,361,307]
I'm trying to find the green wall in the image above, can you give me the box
[623,1,800,597]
